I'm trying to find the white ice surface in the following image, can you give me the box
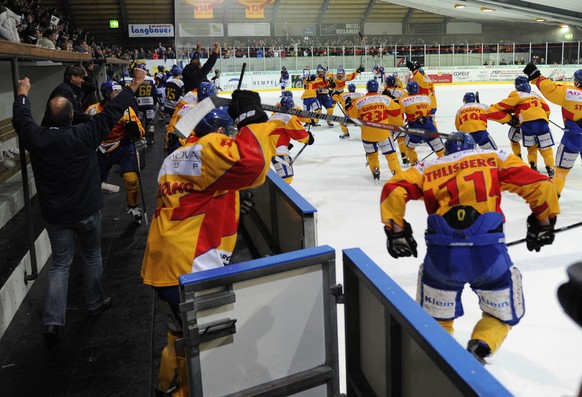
[256,85,582,397]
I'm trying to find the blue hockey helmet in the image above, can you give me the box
[574,69,582,87]
[385,75,396,87]
[337,66,345,75]
[171,66,182,76]
[100,80,123,99]
[280,96,294,110]
[366,79,379,93]
[281,90,293,98]
[463,92,476,103]
[281,66,287,71]
[444,132,476,155]
[372,65,379,71]
[348,83,356,93]
[194,106,234,137]
[515,76,531,93]
[407,80,420,95]
[198,81,217,100]
[158,65,165,72]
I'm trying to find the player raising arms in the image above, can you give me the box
[338,83,364,139]
[523,63,582,196]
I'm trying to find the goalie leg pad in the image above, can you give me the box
[473,266,525,326]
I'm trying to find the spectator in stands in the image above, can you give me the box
[182,41,220,93]
[73,38,88,53]
[0,5,21,42]
[12,68,147,344]
[42,64,93,125]
[37,28,56,49]
[81,60,97,110]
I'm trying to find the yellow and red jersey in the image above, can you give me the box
[301,78,323,100]
[384,86,407,100]
[491,90,550,124]
[339,91,364,106]
[411,70,437,110]
[533,76,582,123]
[347,93,404,142]
[400,93,432,123]
[165,90,199,145]
[380,148,559,228]
[141,120,282,287]
[85,101,144,152]
[455,102,500,133]
[268,111,309,154]
[328,71,358,92]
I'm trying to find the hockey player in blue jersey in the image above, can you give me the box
[280,66,290,95]
[163,66,184,124]
[134,61,159,146]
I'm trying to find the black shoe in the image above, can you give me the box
[467,339,491,365]
[43,325,61,344]
[89,297,112,316]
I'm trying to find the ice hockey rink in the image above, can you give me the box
[252,83,582,397]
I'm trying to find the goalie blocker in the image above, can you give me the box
[175,95,453,141]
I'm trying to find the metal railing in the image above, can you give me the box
[176,41,582,72]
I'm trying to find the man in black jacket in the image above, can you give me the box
[13,67,146,344]
[182,42,221,93]
[42,64,93,126]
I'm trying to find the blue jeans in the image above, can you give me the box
[43,210,105,326]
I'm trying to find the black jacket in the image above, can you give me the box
[42,81,93,126]
[182,51,219,93]
[13,87,137,224]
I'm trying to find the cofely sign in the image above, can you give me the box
[129,24,175,37]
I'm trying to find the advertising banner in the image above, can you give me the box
[128,24,174,37]
[320,23,360,36]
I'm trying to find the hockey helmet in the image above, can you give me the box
[100,80,123,99]
[407,80,420,95]
[198,81,217,100]
[348,83,356,93]
[366,79,379,93]
[158,65,165,72]
[194,106,234,137]
[463,92,476,103]
[372,65,379,71]
[281,66,287,71]
[574,69,582,87]
[281,90,293,98]
[385,75,396,87]
[337,66,345,75]
[515,76,531,93]
[170,66,182,76]
[134,59,148,71]
[280,96,294,110]
[444,132,476,155]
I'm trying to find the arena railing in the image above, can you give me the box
[173,41,581,73]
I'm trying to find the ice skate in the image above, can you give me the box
[467,339,492,365]
[339,132,350,139]
[373,167,380,185]
[546,166,554,179]
[327,121,334,127]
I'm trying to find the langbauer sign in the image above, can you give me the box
[129,24,175,37]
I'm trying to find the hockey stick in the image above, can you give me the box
[291,124,312,165]
[506,220,582,247]
[132,139,149,225]
[549,119,565,131]
[475,91,480,103]
[237,62,246,90]
[358,32,366,68]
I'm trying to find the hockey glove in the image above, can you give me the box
[357,66,364,73]
[239,190,255,215]
[385,222,418,259]
[507,116,520,127]
[406,60,418,72]
[523,63,541,81]
[126,121,141,140]
[415,116,427,125]
[344,97,353,109]
[328,80,337,89]
[309,75,316,81]
[228,90,268,129]
[526,214,556,252]
[306,130,315,145]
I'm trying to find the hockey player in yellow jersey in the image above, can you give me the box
[346,79,404,182]
[523,63,582,196]
[454,92,499,150]
[141,90,301,396]
[327,65,363,121]
[383,74,410,166]
[406,60,438,125]
[85,80,145,224]
[301,73,322,126]
[380,132,559,364]
[490,76,555,177]
[269,95,314,184]
[400,80,445,165]
[338,83,364,139]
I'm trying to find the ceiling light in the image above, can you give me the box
[480,7,495,12]
[536,17,545,22]
[560,23,569,28]
[454,4,466,9]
